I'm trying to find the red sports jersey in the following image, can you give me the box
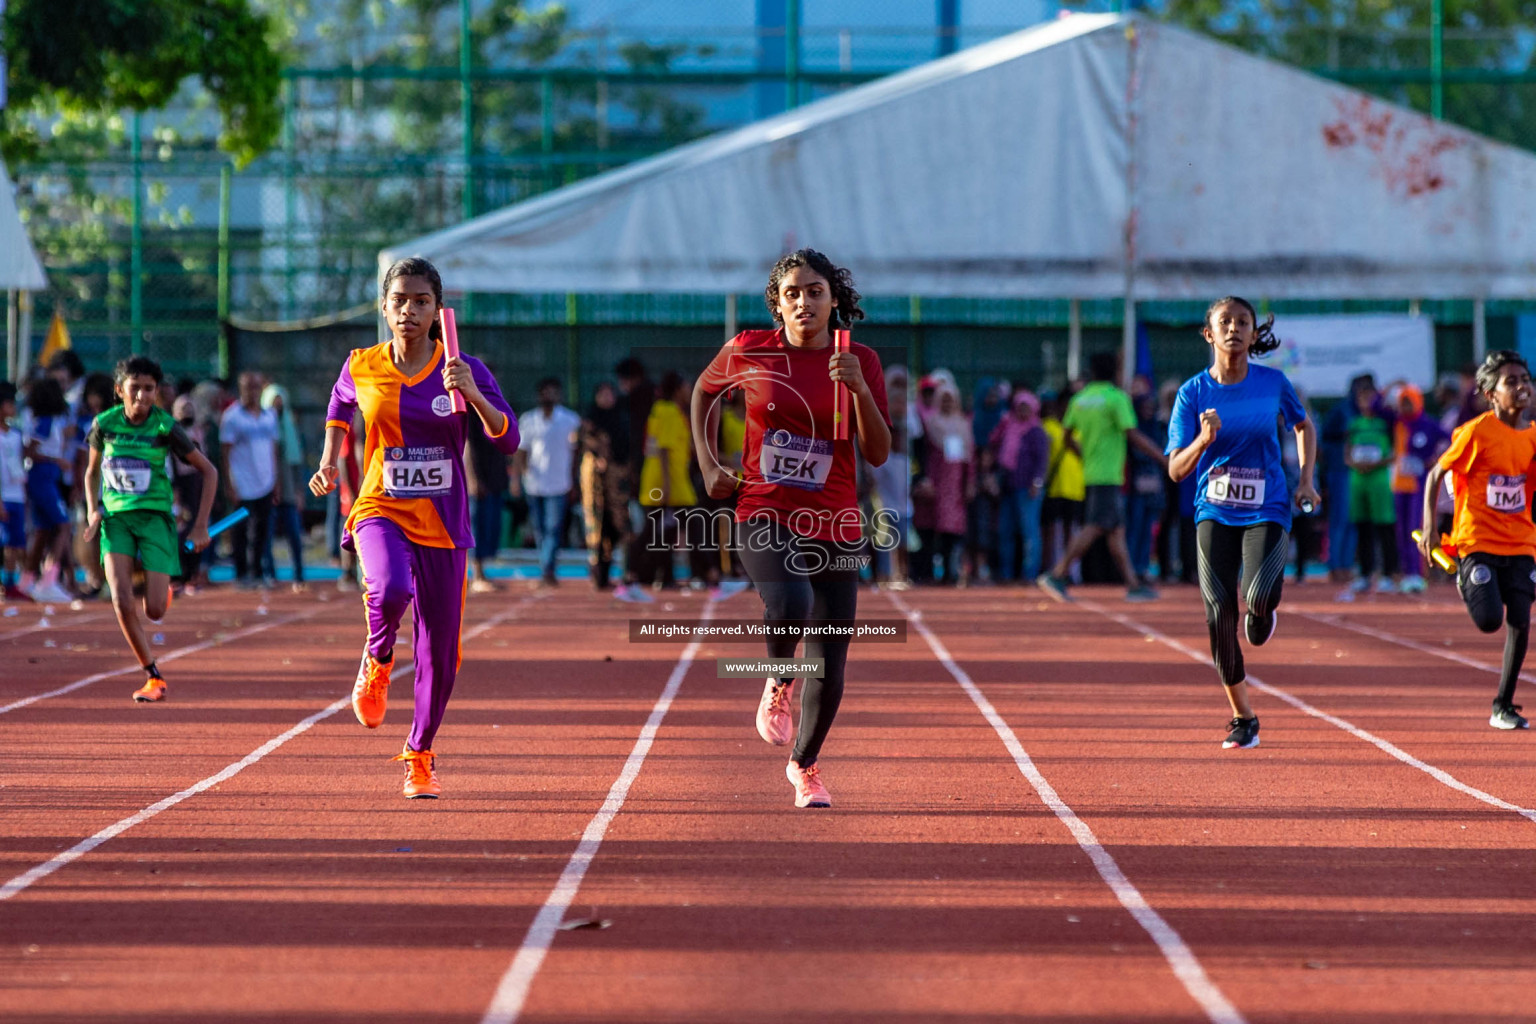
[698,329,890,544]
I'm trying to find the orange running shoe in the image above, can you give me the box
[393,747,441,799]
[785,760,831,808]
[351,652,393,728]
[755,677,795,746]
[132,677,167,703]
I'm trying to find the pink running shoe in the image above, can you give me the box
[786,761,831,808]
[755,677,795,746]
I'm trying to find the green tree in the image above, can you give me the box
[2,0,285,165]
[1152,0,1536,149]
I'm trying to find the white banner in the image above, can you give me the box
[1266,314,1435,399]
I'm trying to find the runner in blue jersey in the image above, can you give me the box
[1167,296,1320,750]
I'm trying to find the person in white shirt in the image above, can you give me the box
[512,377,582,586]
[0,382,28,601]
[220,371,281,588]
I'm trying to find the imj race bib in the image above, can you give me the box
[1350,444,1384,464]
[761,429,833,492]
[1206,466,1266,508]
[1487,473,1527,514]
[102,456,153,495]
[382,446,454,497]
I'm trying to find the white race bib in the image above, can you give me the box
[1206,466,1266,508]
[382,446,454,497]
[1487,473,1526,514]
[1350,444,1383,464]
[761,429,833,491]
[942,435,967,462]
[1395,455,1424,479]
[102,457,153,495]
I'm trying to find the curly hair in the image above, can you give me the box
[1475,349,1529,396]
[763,249,865,330]
[381,256,445,340]
[1205,295,1279,357]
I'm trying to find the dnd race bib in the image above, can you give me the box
[1395,455,1425,479]
[102,456,153,495]
[1206,466,1266,508]
[382,446,454,497]
[1350,444,1384,464]
[761,429,833,491]
[1487,473,1527,514]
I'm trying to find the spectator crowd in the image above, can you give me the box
[0,346,1487,605]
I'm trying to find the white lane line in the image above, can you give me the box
[886,592,1246,1024]
[0,611,111,642]
[0,607,327,716]
[1297,609,1536,688]
[0,595,542,903]
[1080,600,1536,825]
[479,601,714,1024]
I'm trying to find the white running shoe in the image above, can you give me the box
[612,583,655,604]
[29,580,73,604]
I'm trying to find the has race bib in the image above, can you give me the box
[382,446,454,498]
[102,456,153,495]
[1206,466,1266,508]
[1487,473,1527,514]
[761,429,833,492]
[1395,455,1425,479]
[942,435,967,462]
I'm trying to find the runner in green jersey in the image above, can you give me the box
[83,356,218,702]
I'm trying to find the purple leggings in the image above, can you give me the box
[352,517,468,752]
[1394,489,1424,576]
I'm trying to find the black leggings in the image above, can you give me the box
[1458,552,1534,708]
[1196,520,1288,687]
[737,516,860,767]
[1356,522,1399,578]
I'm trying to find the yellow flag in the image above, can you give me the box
[37,312,71,365]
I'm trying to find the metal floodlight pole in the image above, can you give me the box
[1431,0,1444,119]
[460,0,474,220]
[786,0,801,109]
[217,162,232,378]
[460,0,476,322]
[130,112,143,356]
[283,82,296,320]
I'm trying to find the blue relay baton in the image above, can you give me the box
[185,507,250,551]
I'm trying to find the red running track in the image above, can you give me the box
[1,579,1534,1023]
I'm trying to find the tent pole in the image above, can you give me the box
[1120,19,1141,388]
[5,290,16,380]
[724,293,738,341]
[18,291,33,374]
[565,292,580,404]
[1472,297,1487,364]
[1067,299,1082,382]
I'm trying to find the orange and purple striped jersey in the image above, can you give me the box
[326,341,518,549]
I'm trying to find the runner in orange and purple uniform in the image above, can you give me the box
[310,257,519,798]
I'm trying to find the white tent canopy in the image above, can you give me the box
[381,13,1536,300]
[0,157,45,292]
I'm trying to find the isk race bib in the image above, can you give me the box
[1486,473,1527,514]
[382,446,454,497]
[1395,455,1425,479]
[1206,466,1266,508]
[102,456,153,495]
[761,429,833,492]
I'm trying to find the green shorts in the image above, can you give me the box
[101,509,181,577]
[1349,472,1396,526]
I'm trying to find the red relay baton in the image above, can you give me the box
[439,307,467,413]
[834,329,851,441]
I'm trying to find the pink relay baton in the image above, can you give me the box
[834,329,851,441]
[439,307,467,413]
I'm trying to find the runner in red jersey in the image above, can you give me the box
[692,249,892,808]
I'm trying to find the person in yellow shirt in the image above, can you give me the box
[629,372,696,592]
[1039,389,1085,577]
